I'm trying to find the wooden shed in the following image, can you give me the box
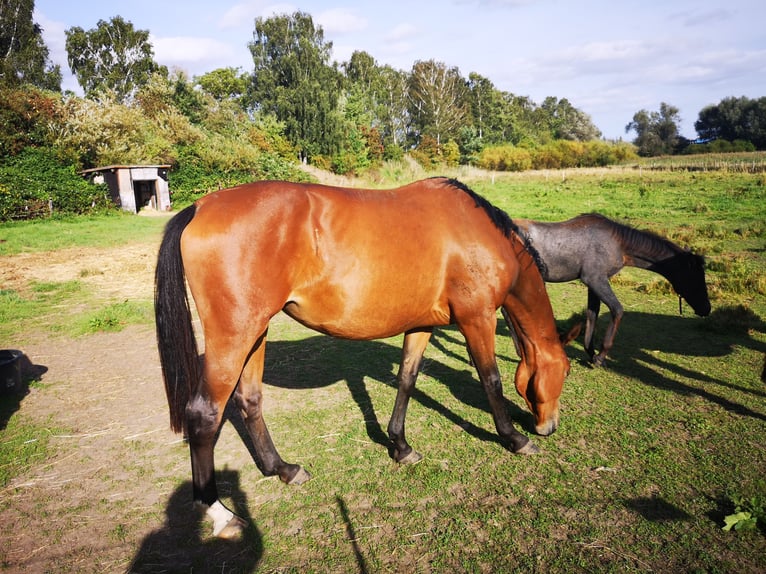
[81,165,171,213]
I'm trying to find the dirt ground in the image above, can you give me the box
[0,235,279,572]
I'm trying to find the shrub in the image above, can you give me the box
[477,144,532,171]
[0,147,110,220]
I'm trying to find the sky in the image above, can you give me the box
[34,0,766,141]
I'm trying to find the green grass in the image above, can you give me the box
[2,165,765,572]
[0,281,153,342]
[0,210,168,256]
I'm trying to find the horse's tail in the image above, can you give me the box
[154,204,199,434]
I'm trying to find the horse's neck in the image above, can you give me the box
[623,230,682,276]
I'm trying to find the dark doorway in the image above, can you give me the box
[133,180,157,211]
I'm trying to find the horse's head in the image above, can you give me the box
[513,324,579,436]
[663,251,711,317]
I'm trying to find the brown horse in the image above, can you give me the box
[155,177,572,537]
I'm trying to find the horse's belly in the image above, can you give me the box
[283,284,451,340]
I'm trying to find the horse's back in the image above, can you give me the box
[180,179,518,339]
[518,215,626,282]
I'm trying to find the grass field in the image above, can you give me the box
[1,162,765,572]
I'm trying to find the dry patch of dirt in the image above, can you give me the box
[0,243,292,572]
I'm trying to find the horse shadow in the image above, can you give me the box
[595,305,766,421]
[224,322,535,457]
[0,352,47,432]
[127,470,262,573]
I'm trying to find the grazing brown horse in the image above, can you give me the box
[155,177,572,538]
[513,214,711,366]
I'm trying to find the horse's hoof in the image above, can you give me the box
[396,449,423,465]
[287,466,311,485]
[514,440,540,455]
[216,515,248,540]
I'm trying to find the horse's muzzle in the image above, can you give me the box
[535,414,559,436]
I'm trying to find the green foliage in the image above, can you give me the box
[695,96,766,150]
[83,300,151,334]
[0,86,61,155]
[65,16,166,102]
[723,491,765,533]
[0,0,62,91]
[626,102,682,156]
[683,139,756,154]
[248,12,343,162]
[477,143,533,171]
[0,147,111,220]
[408,59,468,145]
[410,135,444,168]
[477,140,637,171]
[195,67,248,103]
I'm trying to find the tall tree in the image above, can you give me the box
[541,97,601,141]
[408,59,468,145]
[625,102,681,156]
[248,11,343,161]
[65,16,165,102]
[695,96,766,149]
[0,0,61,90]
[376,65,410,148]
[196,67,248,104]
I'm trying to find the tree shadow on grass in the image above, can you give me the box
[128,470,262,573]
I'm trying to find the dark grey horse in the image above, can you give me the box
[512,213,711,366]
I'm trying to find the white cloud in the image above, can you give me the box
[385,23,417,42]
[218,1,296,30]
[150,35,252,75]
[316,9,367,35]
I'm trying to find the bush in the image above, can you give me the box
[477,144,532,171]
[478,140,637,171]
[0,147,110,220]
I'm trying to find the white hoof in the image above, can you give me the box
[206,500,246,538]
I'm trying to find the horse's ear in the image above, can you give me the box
[560,323,582,346]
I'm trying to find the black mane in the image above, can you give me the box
[442,178,548,276]
[579,213,687,262]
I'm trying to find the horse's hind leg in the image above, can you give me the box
[186,365,245,538]
[388,328,432,464]
[233,335,310,485]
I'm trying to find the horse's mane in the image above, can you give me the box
[442,178,548,276]
[577,213,688,261]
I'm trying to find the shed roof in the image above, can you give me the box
[79,165,171,175]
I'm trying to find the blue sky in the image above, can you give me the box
[35,0,766,140]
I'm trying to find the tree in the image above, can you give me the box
[65,16,165,102]
[541,97,601,141]
[695,96,766,150]
[625,102,681,156]
[248,11,343,161]
[196,67,248,104]
[0,0,61,90]
[376,65,410,149]
[408,59,469,145]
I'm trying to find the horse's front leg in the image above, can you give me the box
[584,287,601,360]
[388,328,432,464]
[462,317,537,454]
[587,280,623,367]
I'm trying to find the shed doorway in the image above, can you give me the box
[133,180,158,211]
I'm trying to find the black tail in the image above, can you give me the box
[154,204,199,433]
